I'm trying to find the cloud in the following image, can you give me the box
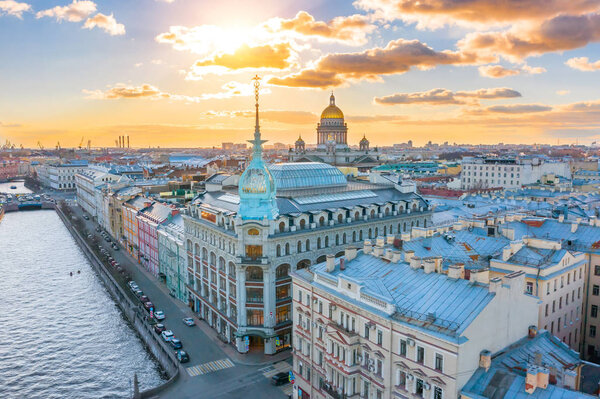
[354,0,600,28]
[566,56,600,71]
[269,39,492,88]
[83,81,267,102]
[374,87,521,105]
[0,0,31,18]
[0,121,22,128]
[36,0,96,22]
[262,11,376,45]
[556,90,570,96]
[207,110,317,125]
[193,42,294,71]
[484,104,553,114]
[478,64,546,78]
[458,13,600,61]
[83,13,125,35]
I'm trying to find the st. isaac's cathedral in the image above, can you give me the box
[288,93,381,170]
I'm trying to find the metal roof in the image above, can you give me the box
[268,162,347,191]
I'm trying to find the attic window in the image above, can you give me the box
[248,228,260,236]
[347,283,351,289]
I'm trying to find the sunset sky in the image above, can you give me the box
[2,0,600,148]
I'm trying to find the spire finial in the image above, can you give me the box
[252,75,261,135]
[330,91,335,105]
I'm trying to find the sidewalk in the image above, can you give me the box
[108,218,292,367]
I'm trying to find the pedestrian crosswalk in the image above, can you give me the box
[260,361,293,396]
[186,358,235,377]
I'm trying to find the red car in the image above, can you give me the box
[140,295,149,303]
[144,301,154,311]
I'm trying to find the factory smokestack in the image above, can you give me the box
[118,136,122,148]
[127,136,130,148]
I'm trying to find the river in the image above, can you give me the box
[0,209,165,398]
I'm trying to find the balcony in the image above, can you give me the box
[320,382,360,399]
[328,322,360,346]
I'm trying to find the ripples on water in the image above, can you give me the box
[0,211,165,399]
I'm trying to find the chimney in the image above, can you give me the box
[386,235,395,245]
[453,221,463,231]
[479,350,491,372]
[489,277,502,293]
[376,236,385,247]
[410,256,421,270]
[401,232,411,242]
[423,259,435,274]
[448,264,463,279]
[326,254,335,272]
[503,270,525,296]
[558,214,564,223]
[537,367,549,389]
[528,325,538,339]
[502,227,515,240]
[470,268,490,284]
[340,258,346,271]
[526,366,538,394]
[345,246,357,262]
[390,250,402,263]
[571,223,578,233]
[404,250,414,264]
[363,240,373,254]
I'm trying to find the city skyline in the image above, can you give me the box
[2,0,600,148]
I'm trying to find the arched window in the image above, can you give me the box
[285,243,290,255]
[319,216,325,226]
[246,266,263,281]
[248,228,260,236]
[413,203,418,211]
[297,241,302,253]
[424,219,427,228]
[411,221,414,227]
[337,214,343,223]
[416,220,419,227]
[317,237,322,249]
[279,222,285,233]
[276,245,281,257]
[187,240,192,252]
[375,227,379,237]
[194,243,200,256]
[276,264,290,279]
[335,234,339,246]
[306,239,310,251]
[219,257,226,272]
[300,219,306,229]
[325,236,329,247]
[370,209,375,218]
[202,248,208,261]
[354,211,360,220]
[210,252,216,265]
[228,262,236,278]
[359,230,363,240]
[384,226,387,236]
[385,208,390,216]
[403,222,407,231]
[368,228,372,239]
[352,231,357,242]
[343,233,347,244]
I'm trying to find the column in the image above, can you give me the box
[263,267,276,355]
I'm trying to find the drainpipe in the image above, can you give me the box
[583,253,592,358]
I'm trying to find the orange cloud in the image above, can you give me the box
[355,0,600,27]
[83,81,267,101]
[270,39,491,88]
[0,0,31,18]
[83,12,125,35]
[374,87,521,105]
[459,13,600,61]
[566,56,600,71]
[263,11,375,45]
[36,0,96,22]
[482,104,553,114]
[194,43,294,71]
[478,64,545,78]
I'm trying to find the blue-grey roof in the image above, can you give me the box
[268,162,347,191]
[305,251,495,340]
[462,331,594,399]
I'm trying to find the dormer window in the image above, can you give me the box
[247,228,260,236]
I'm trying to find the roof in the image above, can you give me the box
[299,251,495,340]
[206,173,232,184]
[462,331,595,399]
[139,202,176,224]
[268,162,347,191]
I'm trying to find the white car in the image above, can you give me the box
[161,330,174,342]
[182,317,195,326]
[154,311,165,321]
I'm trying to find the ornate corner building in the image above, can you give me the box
[183,79,431,355]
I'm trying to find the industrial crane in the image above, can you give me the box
[78,136,84,150]
[56,141,61,150]
[38,141,44,150]
[87,140,91,151]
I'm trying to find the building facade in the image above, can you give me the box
[122,196,152,261]
[291,246,539,399]
[38,161,88,191]
[158,214,187,302]
[75,167,126,217]
[137,202,179,277]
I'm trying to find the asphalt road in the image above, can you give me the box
[69,204,292,399]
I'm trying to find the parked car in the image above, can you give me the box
[169,338,182,349]
[176,350,189,363]
[104,237,111,243]
[128,281,137,288]
[83,215,89,220]
[161,330,174,342]
[112,244,119,251]
[153,323,165,334]
[182,317,195,326]
[271,372,290,386]
[154,311,165,321]
[140,295,149,303]
[144,301,154,311]
[95,227,101,232]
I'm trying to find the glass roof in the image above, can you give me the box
[268,162,347,190]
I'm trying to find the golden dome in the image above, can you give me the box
[320,92,344,120]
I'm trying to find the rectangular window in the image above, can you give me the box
[377,330,383,345]
[434,387,443,399]
[594,285,600,296]
[417,346,425,363]
[593,305,598,318]
[591,325,597,338]
[526,282,533,295]
[400,339,407,356]
[364,325,370,340]
[435,353,443,371]
[595,265,600,276]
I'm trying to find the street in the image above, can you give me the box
[68,203,293,399]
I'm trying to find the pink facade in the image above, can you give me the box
[0,160,19,181]
[136,203,178,277]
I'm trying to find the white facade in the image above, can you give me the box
[75,167,126,217]
[36,163,88,190]
[291,248,539,399]
[460,157,571,190]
